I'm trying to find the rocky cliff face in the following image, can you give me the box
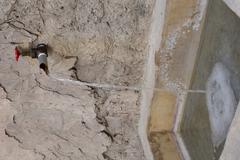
[0,0,154,159]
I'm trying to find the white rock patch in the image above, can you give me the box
[206,62,237,148]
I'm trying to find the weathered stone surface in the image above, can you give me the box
[0,0,152,159]
[94,90,145,160]
[0,0,155,85]
[0,87,41,160]
[3,74,111,160]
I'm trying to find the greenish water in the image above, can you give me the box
[180,0,240,159]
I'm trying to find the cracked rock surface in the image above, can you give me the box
[0,0,153,159]
[6,74,111,160]
[0,0,154,85]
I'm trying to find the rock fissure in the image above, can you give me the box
[34,150,47,160]
[34,77,82,100]
[0,83,13,102]
[4,129,23,144]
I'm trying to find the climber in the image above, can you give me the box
[15,43,48,73]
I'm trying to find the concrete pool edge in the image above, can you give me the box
[144,0,209,159]
[138,0,166,159]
